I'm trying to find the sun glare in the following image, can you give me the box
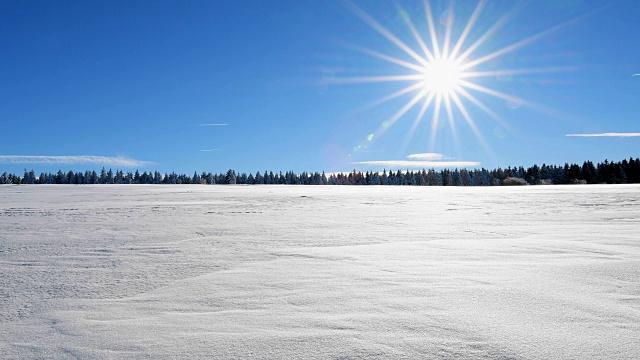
[421,58,463,95]
[336,0,573,154]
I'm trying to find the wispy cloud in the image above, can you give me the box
[196,123,227,126]
[406,153,447,160]
[0,155,153,167]
[354,160,480,168]
[354,152,479,169]
[199,149,221,152]
[566,133,640,137]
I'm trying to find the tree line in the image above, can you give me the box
[2,157,639,186]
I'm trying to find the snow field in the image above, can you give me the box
[1,185,639,358]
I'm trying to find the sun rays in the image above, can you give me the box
[335,0,576,154]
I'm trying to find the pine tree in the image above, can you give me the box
[225,169,236,185]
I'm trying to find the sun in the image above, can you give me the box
[421,58,463,96]
[333,0,571,154]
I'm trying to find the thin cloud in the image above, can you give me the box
[566,133,640,137]
[0,155,153,167]
[199,149,221,152]
[406,153,447,160]
[354,160,480,168]
[196,123,228,126]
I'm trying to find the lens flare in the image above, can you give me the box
[421,58,462,95]
[337,0,577,153]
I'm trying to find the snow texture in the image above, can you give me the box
[1,184,639,359]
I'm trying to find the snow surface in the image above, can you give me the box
[1,184,639,359]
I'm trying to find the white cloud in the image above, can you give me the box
[354,160,480,168]
[197,123,227,126]
[199,149,221,152]
[406,153,446,160]
[566,133,640,137]
[0,156,153,167]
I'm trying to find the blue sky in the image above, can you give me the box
[1,0,639,175]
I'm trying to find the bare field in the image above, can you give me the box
[1,185,639,359]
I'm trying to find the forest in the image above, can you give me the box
[2,158,639,186]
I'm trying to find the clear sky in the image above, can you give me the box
[1,0,639,175]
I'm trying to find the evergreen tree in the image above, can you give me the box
[21,169,36,184]
[225,169,236,185]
